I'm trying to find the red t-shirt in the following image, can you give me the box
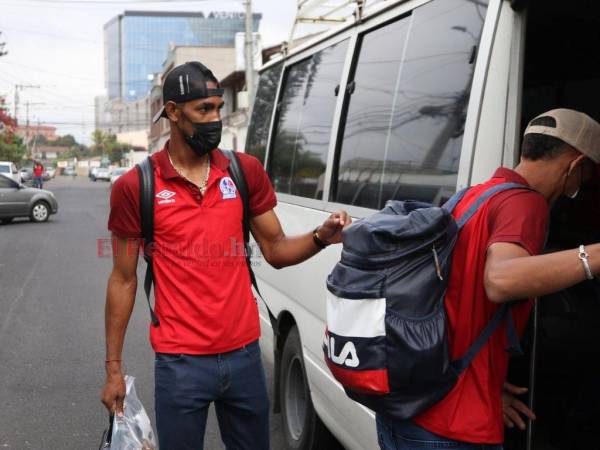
[108,143,277,354]
[415,168,549,444]
[34,165,43,177]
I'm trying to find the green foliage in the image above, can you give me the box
[0,133,26,163]
[0,96,27,163]
[37,133,78,147]
[90,128,132,164]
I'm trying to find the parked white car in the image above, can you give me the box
[94,167,111,181]
[0,161,21,184]
[44,167,56,179]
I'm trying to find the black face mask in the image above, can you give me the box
[181,119,222,157]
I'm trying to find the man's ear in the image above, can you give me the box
[571,153,588,171]
[165,102,180,123]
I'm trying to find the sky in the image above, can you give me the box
[0,0,298,144]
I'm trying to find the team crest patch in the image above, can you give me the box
[220,177,237,199]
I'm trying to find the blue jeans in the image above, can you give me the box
[34,176,43,189]
[155,340,270,450]
[376,415,503,450]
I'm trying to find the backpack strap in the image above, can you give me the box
[456,182,533,229]
[452,304,507,373]
[221,150,278,327]
[442,187,469,214]
[221,149,263,299]
[446,182,535,372]
[136,157,160,327]
[451,302,523,375]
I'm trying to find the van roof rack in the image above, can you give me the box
[287,0,387,49]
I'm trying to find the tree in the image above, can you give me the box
[92,129,105,151]
[0,133,26,162]
[37,133,78,148]
[90,129,132,164]
[0,96,26,163]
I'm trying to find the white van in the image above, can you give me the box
[245,1,600,449]
[0,161,21,184]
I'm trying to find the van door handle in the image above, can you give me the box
[334,84,340,96]
[346,81,356,95]
[469,45,477,64]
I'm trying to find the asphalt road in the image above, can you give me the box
[0,175,284,449]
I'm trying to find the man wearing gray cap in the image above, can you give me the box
[377,108,600,450]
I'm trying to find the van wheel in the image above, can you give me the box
[280,326,342,450]
[30,201,49,223]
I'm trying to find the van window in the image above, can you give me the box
[332,0,489,209]
[269,40,348,199]
[246,63,283,164]
[0,165,9,174]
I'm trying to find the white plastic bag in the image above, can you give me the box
[110,375,158,450]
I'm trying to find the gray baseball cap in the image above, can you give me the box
[524,108,600,163]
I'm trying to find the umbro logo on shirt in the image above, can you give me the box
[156,190,176,205]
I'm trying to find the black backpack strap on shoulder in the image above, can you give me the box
[221,150,278,331]
[221,150,263,298]
[136,157,160,327]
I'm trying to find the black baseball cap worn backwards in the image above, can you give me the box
[152,61,225,124]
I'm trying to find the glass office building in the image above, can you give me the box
[104,11,261,101]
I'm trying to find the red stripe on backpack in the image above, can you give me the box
[325,360,390,395]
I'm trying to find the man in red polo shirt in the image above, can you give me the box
[33,162,44,189]
[100,61,350,450]
[376,109,600,449]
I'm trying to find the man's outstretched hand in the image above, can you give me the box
[317,211,352,245]
[503,382,536,430]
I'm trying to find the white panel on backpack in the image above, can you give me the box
[326,292,386,338]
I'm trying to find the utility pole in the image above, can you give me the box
[244,0,255,104]
[81,111,86,151]
[25,102,44,157]
[14,84,40,124]
[31,119,41,158]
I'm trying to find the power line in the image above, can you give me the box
[1,0,234,4]
[0,25,246,58]
[0,26,99,46]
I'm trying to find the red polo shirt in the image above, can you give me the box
[415,168,549,444]
[108,144,276,354]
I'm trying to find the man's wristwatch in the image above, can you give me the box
[312,227,330,249]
